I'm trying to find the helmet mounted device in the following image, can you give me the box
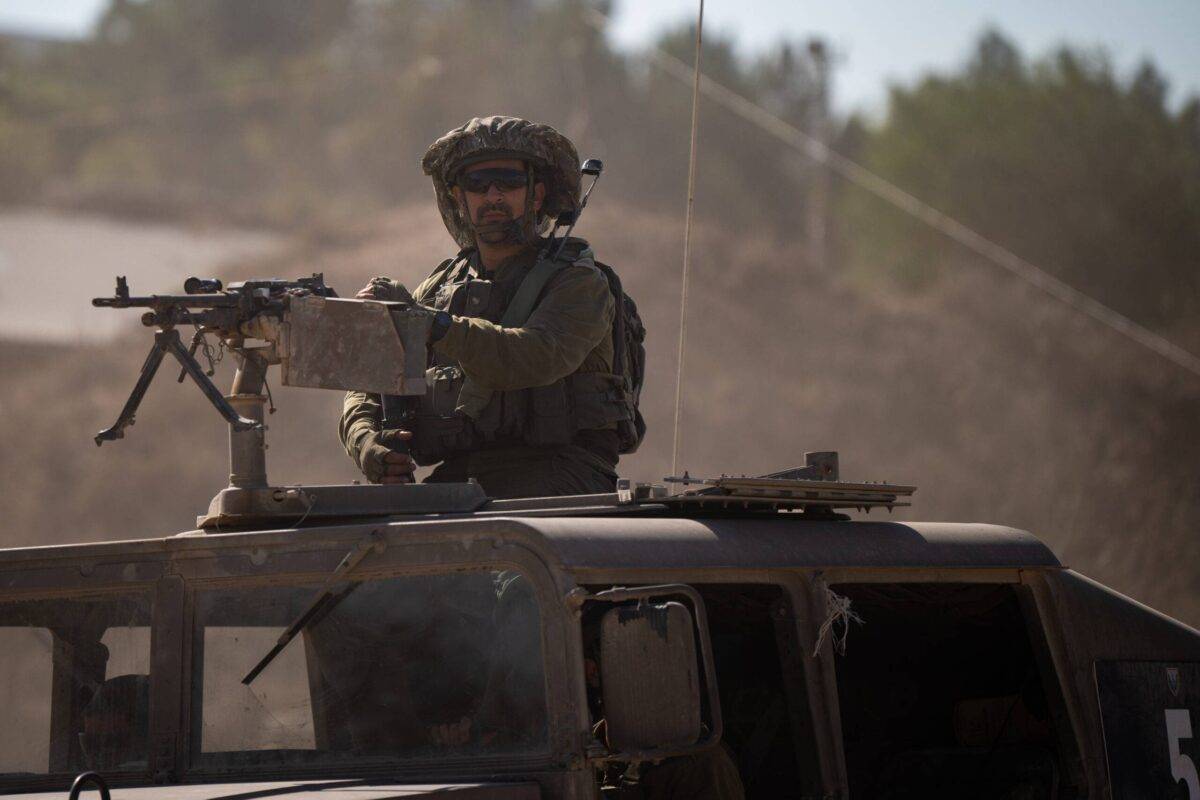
[545,158,604,260]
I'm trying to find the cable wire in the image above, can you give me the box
[584,8,1200,381]
[670,0,705,479]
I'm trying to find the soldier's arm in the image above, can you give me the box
[432,263,615,391]
[340,390,383,466]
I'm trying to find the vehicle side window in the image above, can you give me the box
[829,583,1080,799]
[0,626,54,773]
[0,593,153,777]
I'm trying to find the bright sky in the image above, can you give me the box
[609,0,1200,114]
[2,0,1198,115]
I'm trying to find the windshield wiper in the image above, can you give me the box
[242,531,385,685]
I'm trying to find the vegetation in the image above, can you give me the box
[1,4,1198,623]
[0,0,828,234]
[841,30,1200,336]
[4,5,1196,339]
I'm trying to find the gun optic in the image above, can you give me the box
[184,277,223,294]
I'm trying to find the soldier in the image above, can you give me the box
[341,116,638,498]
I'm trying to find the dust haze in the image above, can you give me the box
[0,1,1197,625]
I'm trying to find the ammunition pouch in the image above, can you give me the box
[407,239,640,465]
[410,367,632,466]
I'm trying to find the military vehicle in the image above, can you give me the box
[1,276,1198,800]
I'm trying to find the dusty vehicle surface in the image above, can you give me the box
[2,484,1199,800]
[8,276,1194,798]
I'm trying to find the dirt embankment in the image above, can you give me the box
[0,210,287,342]
[3,202,1197,624]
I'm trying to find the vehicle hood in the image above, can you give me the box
[11,779,539,800]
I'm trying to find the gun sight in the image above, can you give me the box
[184,277,223,294]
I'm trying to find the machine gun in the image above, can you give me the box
[91,276,472,527]
[94,275,331,443]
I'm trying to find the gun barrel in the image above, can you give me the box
[92,293,242,308]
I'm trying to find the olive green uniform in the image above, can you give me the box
[340,241,619,498]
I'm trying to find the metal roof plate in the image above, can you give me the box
[516,517,1061,571]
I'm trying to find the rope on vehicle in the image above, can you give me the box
[813,583,864,657]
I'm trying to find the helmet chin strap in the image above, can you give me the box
[465,162,539,247]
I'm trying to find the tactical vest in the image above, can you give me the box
[407,240,637,466]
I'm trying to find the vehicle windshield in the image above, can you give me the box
[193,567,547,768]
[0,591,152,778]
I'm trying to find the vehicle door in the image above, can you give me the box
[1030,569,1200,798]
[814,569,1087,798]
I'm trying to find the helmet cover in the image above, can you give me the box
[421,116,581,249]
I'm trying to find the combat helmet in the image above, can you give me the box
[421,116,581,249]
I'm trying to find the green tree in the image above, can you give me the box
[4,0,824,233]
[839,29,1200,333]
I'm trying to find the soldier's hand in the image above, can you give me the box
[359,428,416,484]
[380,456,416,485]
[378,429,416,484]
[356,277,416,304]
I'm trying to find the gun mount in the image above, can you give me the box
[92,276,909,530]
[91,275,471,527]
[97,275,311,442]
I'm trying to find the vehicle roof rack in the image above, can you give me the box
[627,451,915,516]
[194,451,913,529]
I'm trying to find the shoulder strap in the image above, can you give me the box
[593,261,626,376]
[451,251,475,282]
[416,251,472,302]
[499,241,595,327]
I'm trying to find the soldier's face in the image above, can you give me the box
[454,158,545,246]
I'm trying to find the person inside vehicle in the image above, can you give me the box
[78,673,150,770]
[304,570,545,754]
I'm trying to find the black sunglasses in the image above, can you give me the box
[456,167,529,194]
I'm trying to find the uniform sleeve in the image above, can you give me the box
[432,263,615,391]
[340,390,383,466]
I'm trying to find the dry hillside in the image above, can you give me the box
[2,202,1197,625]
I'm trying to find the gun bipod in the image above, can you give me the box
[94,328,260,446]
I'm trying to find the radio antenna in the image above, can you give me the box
[671,0,705,480]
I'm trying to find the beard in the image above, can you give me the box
[471,201,526,246]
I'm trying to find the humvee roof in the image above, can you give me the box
[0,514,1060,573]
